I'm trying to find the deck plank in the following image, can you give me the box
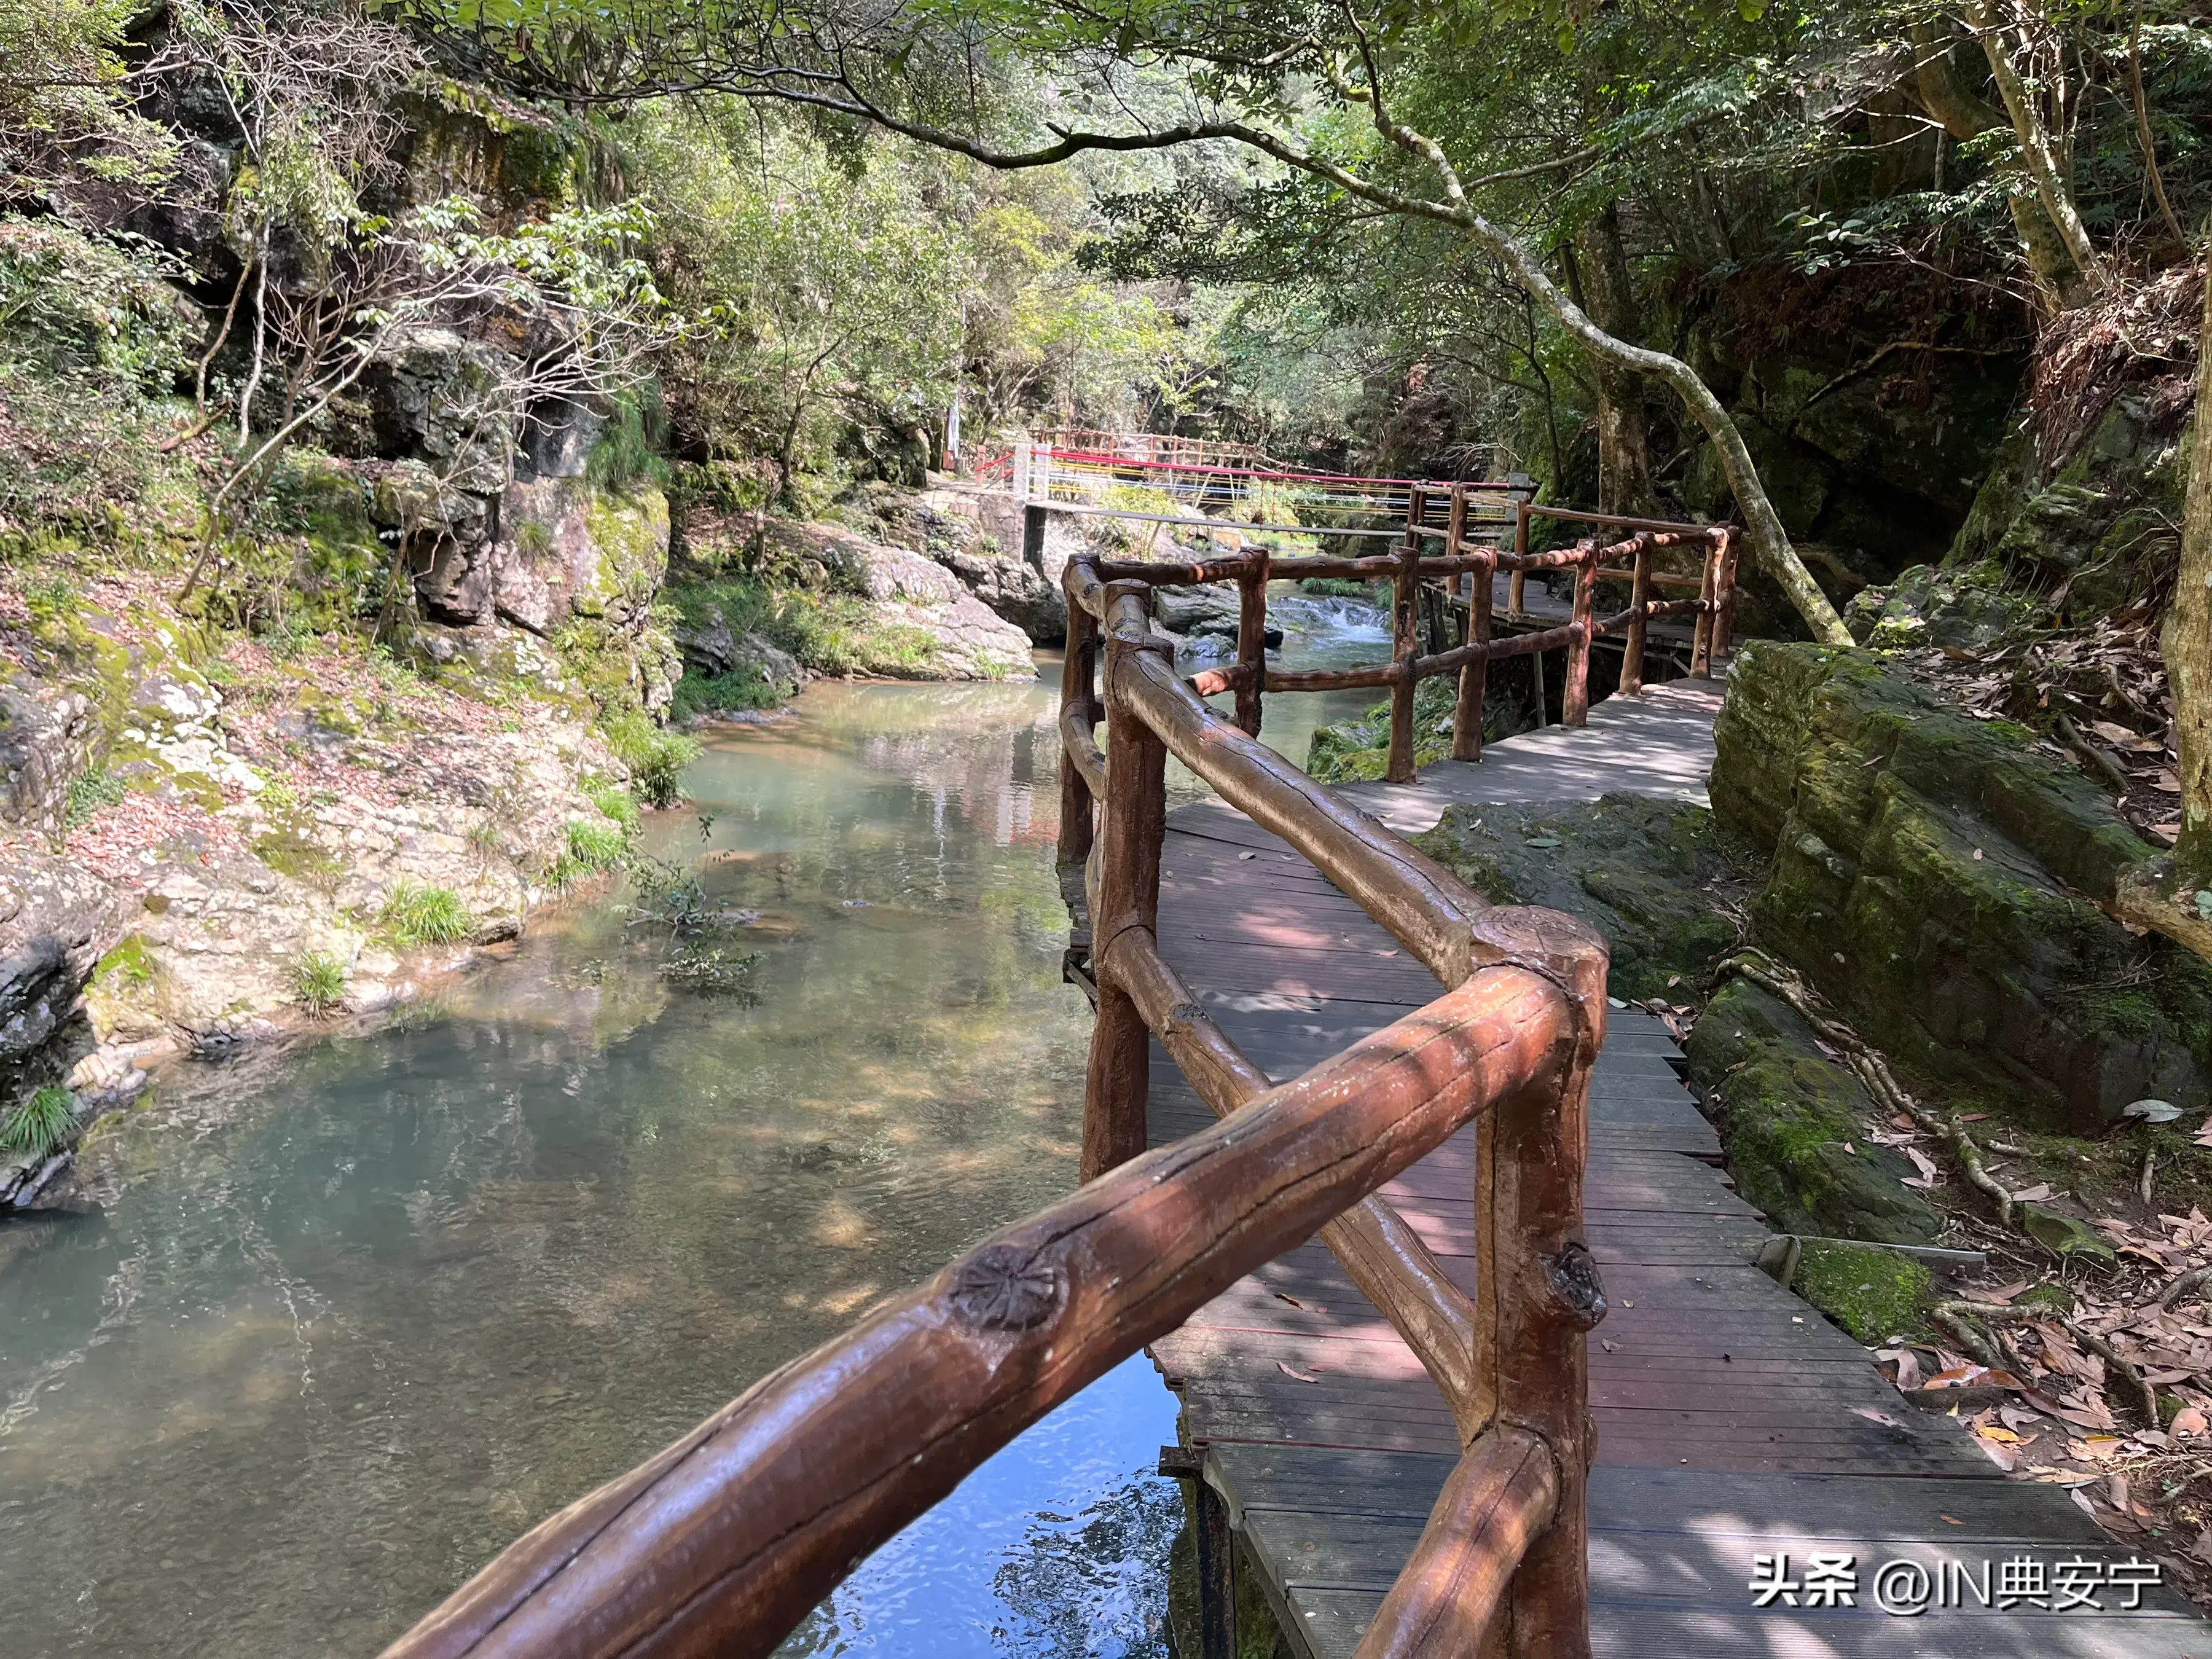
[1121,684,2212,1657]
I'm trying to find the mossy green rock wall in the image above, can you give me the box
[1409,794,1741,1002]
[1712,642,2207,1128]
[1687,980,1941,1244]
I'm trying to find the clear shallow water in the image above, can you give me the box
[0,672,1180,1658]
[1166,586,1391,804]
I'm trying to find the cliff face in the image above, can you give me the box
[1711,641,2204,1129]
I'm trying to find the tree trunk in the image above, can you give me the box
[1575,205,1660,519]
[2116,252,2212,960]
[1466,211,1851,643]
[2171,258,2212,888]
[1906,22,2082,307]
[1960,0,2106,297]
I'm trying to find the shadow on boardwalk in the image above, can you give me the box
[1144,680,2209,1657]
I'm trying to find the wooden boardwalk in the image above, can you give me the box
[1139,688,2210,1656]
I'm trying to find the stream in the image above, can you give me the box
[0,590,1390,1658]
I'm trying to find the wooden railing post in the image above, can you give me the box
[1478,916,1609,1658]
[1386,487,1427,784]
[1453,546,1493,764]
[1084,581,1169,1182]
[1690,535,1721,678]
[1508,498,1529,618]
[1234,547,1268,737]
[1059,580,1098,871]
[1561,545,1596,728]
[1710,529,1738,672]
[1620,540,1652,697]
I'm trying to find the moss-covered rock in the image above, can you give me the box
[1686,980,1942,1245]
[1410,793,1744,1002]
[1712,642,2203,1128]
[1793,1238,1932,1344]
[1844,562,2031,652]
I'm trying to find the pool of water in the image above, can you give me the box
[0,672,1179,1658]
[0,592,1392,1659]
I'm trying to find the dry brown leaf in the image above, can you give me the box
[2174,1406,2209,1437]
[2010,1182,2055,1203]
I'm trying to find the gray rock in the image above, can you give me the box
[359,327,514,492]
[675,609,801,697]
[0,686,98,839]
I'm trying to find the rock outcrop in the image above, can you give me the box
[1685,979,1941,1245]
[765,520,1037,681]
[841,480,1068,643]
[1711,641,2204,1128]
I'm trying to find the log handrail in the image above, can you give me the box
[1073,490,1736,782]
[383,478,1635,1659]
[1053,549,1614,1655]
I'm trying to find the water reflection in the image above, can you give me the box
[0,670,1177,1658]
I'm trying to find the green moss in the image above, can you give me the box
[1413,794,1746,1002]
[93,934,154,990]
[1306,677,1459,784]
[669,665,783,721]
[1794,1239,1931,1344]
[2017,1282,2076,1315]
[1687,981,1942,1245]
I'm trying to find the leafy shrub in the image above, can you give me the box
[1,1085,79,1159]
[604,711,700,808]
[292,949,348,1015]
[379,882,472,944]
[667,665,783,721]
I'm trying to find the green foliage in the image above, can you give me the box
[379,881,473,944]
[65,765,127,828]
[603,711,700,807]
[628,101,962,490]
[0,0,178,196]
[584,780,640,830]
[292,948,349,1015]
[1,1084,79,1160]
[667,664,783,721]
[563,813,631,870]
[668,576,939,679]
[0,218,196,520]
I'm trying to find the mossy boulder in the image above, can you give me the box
[1712,642,2203,1128]
[1843,562,2030,652]
[1793,1238,1932,1344]
[1410,794,1743,1002]
[1688,980,1940,1244]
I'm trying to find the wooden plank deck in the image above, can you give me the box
[1137,689,2211,1656]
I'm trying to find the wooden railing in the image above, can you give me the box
[378,501,1656,1659]
[1057,559,1610,1654]
[1102,486,1738,784]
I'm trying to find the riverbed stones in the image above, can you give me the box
[1712,641,2206,1128]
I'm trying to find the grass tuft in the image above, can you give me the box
[379,882,473,945]
[1,1085,79,1160]
[292,949,348,1016]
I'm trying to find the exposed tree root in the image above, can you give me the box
[1936,1299,2161,1427]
